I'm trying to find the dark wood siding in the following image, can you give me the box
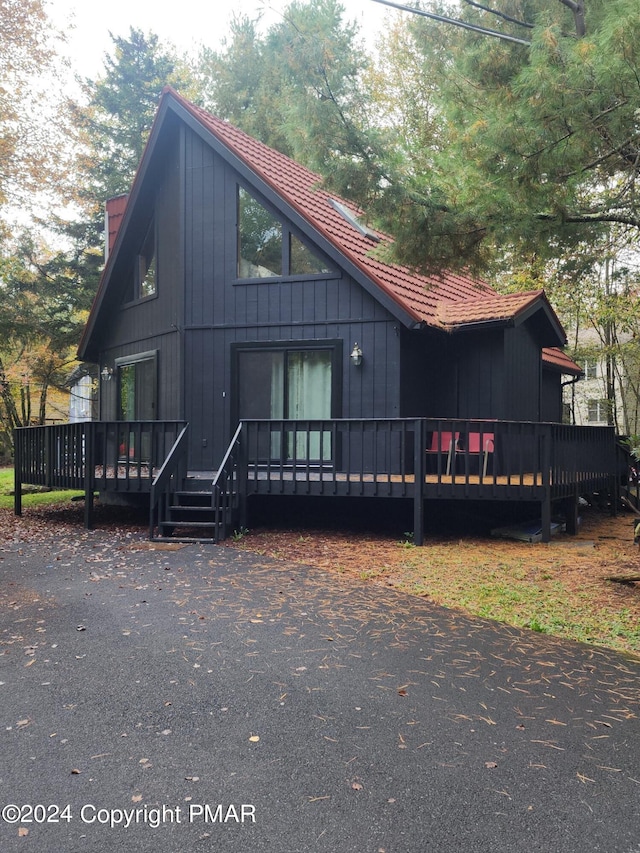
[400,329,457,417]
[99,333,181,422]
[97,133,183,423]
[454,330,505,419]
[181,127,402,469]
[504,324,542,421]
[541,369,563,422]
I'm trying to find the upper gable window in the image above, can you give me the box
[123,218,157,304]
[138,220,156,298]
[238,187,283,278]
[237,186,332,280]
[290,234,331,276]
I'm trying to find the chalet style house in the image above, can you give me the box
[14,87,618,543]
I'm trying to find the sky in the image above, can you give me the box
[46,0,398,80]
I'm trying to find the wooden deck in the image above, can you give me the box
[13,417,620,543]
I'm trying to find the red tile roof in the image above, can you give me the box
[542,347,583,376]
[105,194,128,258]
[436,290,546,330]
[168,88,499,326]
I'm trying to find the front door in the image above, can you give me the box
[236,345,337,463]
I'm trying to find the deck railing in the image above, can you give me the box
[14,421,187,523]
[14,417,617,542]
[239,417,617,541]
[149,424,190,537]
[240,417,616,494]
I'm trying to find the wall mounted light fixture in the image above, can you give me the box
[350,342,363,367]
[100,366,114,382]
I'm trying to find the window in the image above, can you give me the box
[123,219,157,303]
[587,398,608,423]
[237,186,331,280]
[290,234,330,275]
[237,187,282,278]
[583,360,598,380]
[116,353,157,460]
[138,221,156,298]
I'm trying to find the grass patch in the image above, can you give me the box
[0,467,83,511]
[397,544,640,653]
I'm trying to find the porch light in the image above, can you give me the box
[101,366,114,382]
[350,342,363,367]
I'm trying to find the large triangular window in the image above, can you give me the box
[237,186,332,279]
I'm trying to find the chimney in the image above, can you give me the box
[104,194,129,261]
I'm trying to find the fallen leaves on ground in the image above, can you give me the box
[1,502,639,655]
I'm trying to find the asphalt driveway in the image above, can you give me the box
[1,525,639,852]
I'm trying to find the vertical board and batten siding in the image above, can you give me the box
[181,127,402,470]
[454,330,505,420]
[400,330,457,418]
[540,369,563,423]
[100,334,182,422]
[98,140,183,422]
[504,323,542,422]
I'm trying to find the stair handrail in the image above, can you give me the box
[211,422,244,541]
[149,424,189,537]
[212,422,243,490]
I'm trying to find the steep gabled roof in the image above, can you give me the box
[79,87,572,367]
[169,88,501,327]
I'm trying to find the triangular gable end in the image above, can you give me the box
[79,94,184,362]
[162,91,423,330]
[436,290,567,349]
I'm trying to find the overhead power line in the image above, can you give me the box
[370,0,532,46]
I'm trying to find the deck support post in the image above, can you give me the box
[563,489,579,536]
[237,424,248,532]
[83,423,94,530]
[413,419,425,546]
[541,429,552,543]
[13,431,22,517]
[541,494,552,543]
[609,474,618,517]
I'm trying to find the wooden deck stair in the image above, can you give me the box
[153,472,240,543]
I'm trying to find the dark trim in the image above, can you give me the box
[233,272,342,286]
[115,350,158,421]
[114,349,158,367]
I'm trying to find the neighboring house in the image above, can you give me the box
[569,354,612,427]
[14,87,618,542]
[67,364,98,423]
[565,327,640,436]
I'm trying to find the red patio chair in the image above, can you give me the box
[426,430,459,476]
[465,431,495,478]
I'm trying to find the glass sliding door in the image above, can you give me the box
[116,354,156,461]
[236,345,336,464]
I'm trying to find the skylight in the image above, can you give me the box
[329,199,380,242]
